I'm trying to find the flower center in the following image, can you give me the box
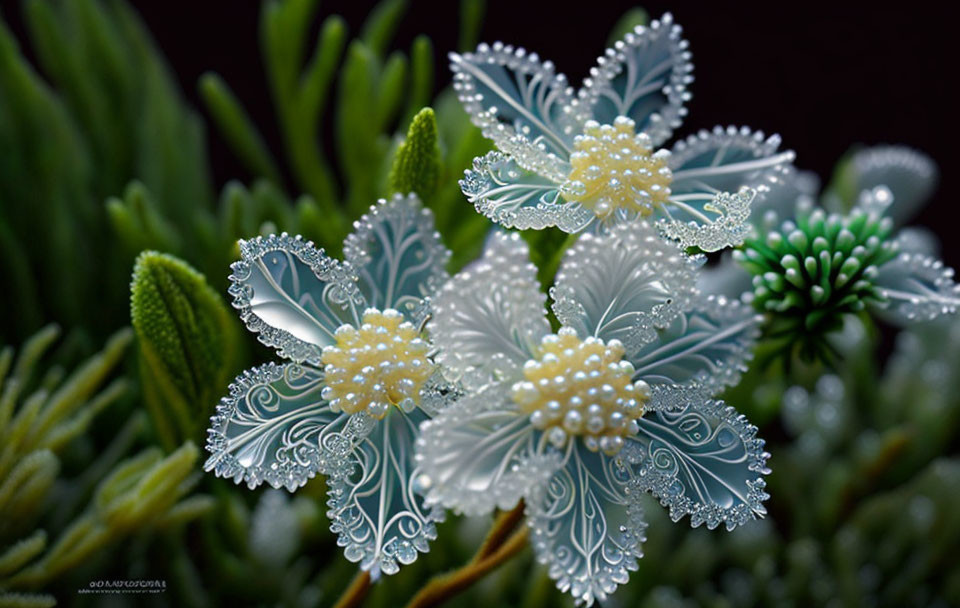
[511,327,649,455]
[320,308,433,419]
[562,116,673,219]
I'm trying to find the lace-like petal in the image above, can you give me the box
[450,43,578,180]
[430,231,551,389]
[327,408,442,577]
[415,383,560,516]
[630,295,762,393]
[873,252,960,323]
[460,151,595,233]
[527,442,647,606]
[204,362,348,491]
[342,194,450,321]
[229,234,362,364]
[574,12,692,147]
[657,187,756,252]
[621,398,770,531]
[844,145,938,225]
[549,221,700,356]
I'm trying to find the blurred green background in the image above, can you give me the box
[0,0,957,606]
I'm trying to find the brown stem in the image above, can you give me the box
[405,502,530,608]
[333,569,371,608]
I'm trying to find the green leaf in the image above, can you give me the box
[390,108,441,201]
[130,252,239,450]
[458,0,486,52]
[199,73,282,185]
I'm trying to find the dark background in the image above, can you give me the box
[3,0,957,261]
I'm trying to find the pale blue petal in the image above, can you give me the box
[430,231,551,389]
[327,408,443,577]
[873,252,960,324]
[450,43,578,179]
[527,442,647,606]
[204,362,348,492]
[629,295,762,394]
[415,383,561,516]
[549,221,699,356]
[343,194,450,320]
[229,234,363,364]
[460,151,595,233]
[575,13,692,147]
[622,398,770,531]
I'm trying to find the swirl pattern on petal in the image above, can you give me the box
[327,408,443,576]
[527,442,647,606]
[343,194,450,321]
[204,362,349,491]
[622,398,770,531]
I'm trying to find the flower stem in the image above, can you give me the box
[405,501,529,608]
[333,569,371,608]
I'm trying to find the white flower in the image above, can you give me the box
[451,13,795,251]
[204,194,460,577]
[416,225,770,605]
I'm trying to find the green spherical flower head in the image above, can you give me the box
[735,206,898,360]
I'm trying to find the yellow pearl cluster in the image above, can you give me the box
[563,116,673,219]
[320,308,433,419]
[511,327,649,455]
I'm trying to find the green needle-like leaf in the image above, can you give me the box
[390,108,441,202]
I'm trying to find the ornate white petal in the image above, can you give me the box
[843,145,938,225]
[527,442,647,606]
[656,187,756,252]
[695,252,753,301]
[343,194,450,320]
[229,234,362,364]
[450,43,578,180]
[549,221,700,356]
[629,295,762,394]
[204,362,353,492]
[415,383,561,517]
[621,398,770,531]
[326,408,442,577]
[747,165,820,230]
[460,151,595,233]
[873,252,960,324]
[668,126,794,197]
[430,231,551,389]
[574,12,692,147]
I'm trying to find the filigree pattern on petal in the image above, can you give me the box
[430,231,551,389]
[629,295,762,392]
[574,12,692,147]
[527,442,647,606]
[873,252,960,323]
[204,362,347,491]
[549,221,699,355]
[229,234,362,364]
[622,399,770,531]
[343,194,450,321]
[460,151,595,233]
[415,383,560,516]
[450,43,577,180]
[327,408,443,577]
[657,187,756,252]
[668,125,795,201]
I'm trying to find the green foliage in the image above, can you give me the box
[0,0,211,344]
[390,108,442,201]
[0,326,209,606]
[131,252,240,450]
